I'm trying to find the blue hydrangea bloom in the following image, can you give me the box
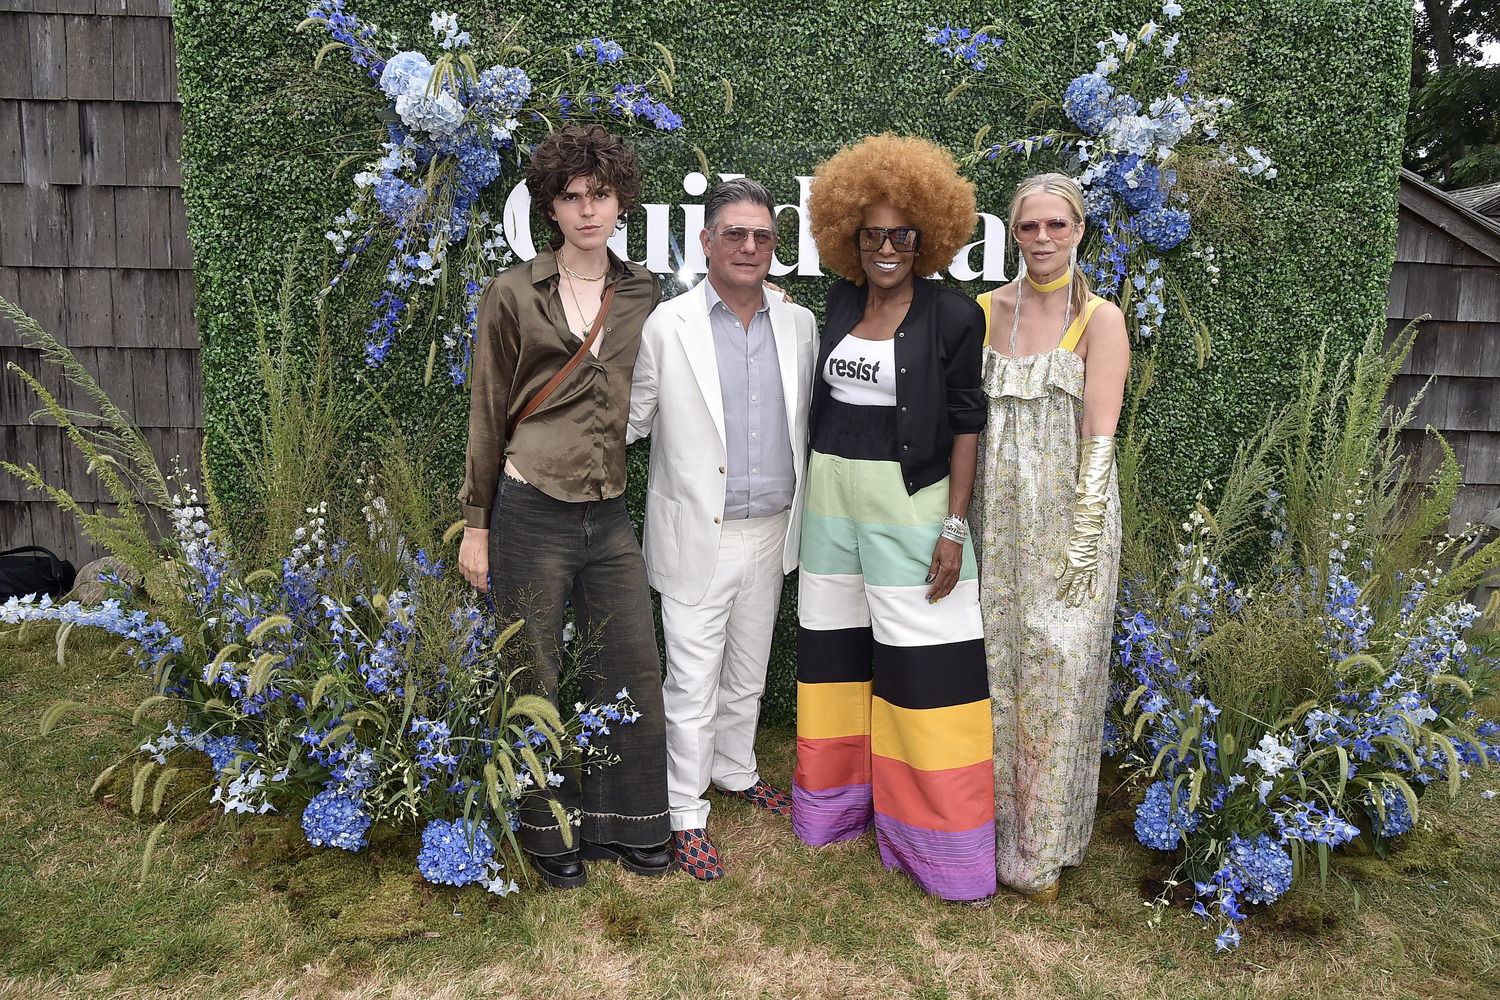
[1083,185,1116,227]
[1225,832,1293,905]
[379,51,434,99]
[1137,206,1191,249]
[417,817,495,886]
[373,176,424,227]
[395,91,466,137]
[1107,155,1166,212]
[472,65,532,116]
[1063,73,1118,135]
[1135,780,1201,850]
[202,734,256,773]
[302,788,372,851]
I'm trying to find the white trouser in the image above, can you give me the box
[662,509,789,831]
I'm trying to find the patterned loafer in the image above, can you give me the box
[671,828,723,881]
[716,778,793,817]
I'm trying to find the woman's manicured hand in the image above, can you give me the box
[926,536,962,602]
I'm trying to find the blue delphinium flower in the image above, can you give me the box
[1273,799,1360,848]
[417,817,495,886]
[411,716,461,789]
[363,290,406,367]
[1,595,182,664]
[302,788,372,851]
[924,23,1004,71]
[1364,783,1415,837]
[306,1,385,78]
[431,11,470,50]
[576,37,625,64]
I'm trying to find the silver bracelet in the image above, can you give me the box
[941,515,968,544]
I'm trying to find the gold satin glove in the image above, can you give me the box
[1057,435,1115,606]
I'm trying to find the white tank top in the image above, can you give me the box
[824,335,897,407]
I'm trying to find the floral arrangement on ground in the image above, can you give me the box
[0,296,637,895]
[1105,324,1500,950]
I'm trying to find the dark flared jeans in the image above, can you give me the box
[489,474,668,855]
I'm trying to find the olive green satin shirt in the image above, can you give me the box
[460,244,662,528]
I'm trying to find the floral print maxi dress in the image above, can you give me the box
[969,295,1121,894]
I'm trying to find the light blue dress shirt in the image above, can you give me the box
[706,281,795,520]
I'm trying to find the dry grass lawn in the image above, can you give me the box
[3,624,1499,999]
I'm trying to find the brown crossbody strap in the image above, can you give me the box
[507,284,615,440]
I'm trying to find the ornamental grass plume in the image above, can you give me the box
[1109,322,1500,950]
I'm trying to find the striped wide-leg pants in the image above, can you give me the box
[792,403,996,901]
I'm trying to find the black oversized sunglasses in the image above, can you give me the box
[855,227,922,253]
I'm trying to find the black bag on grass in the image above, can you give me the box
[0,546,77,601]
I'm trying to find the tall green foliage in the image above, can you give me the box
[174,1,1413,722]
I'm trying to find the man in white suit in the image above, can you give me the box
[628,178,818,880]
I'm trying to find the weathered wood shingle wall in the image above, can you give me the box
[0,0,200,564]
[1388,174,1500,607]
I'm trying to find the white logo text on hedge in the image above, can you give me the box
[504,171,1010,282]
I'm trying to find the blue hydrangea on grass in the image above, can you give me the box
[1224,833,1293,905]
[1135,779,1201,850]
[417,817,496,886]
[302,789,372,851]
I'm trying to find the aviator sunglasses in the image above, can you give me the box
[710,226,777,251]
[1012,217,1078,243]
[855,227,922,253]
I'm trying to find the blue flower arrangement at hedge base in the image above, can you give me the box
[926,2,1273,356]
[302,4,683,385]
[6,485,641,894]
[1104,328,1500,950]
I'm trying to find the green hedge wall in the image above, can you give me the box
[175,1,1412,724]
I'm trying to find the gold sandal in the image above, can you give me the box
[1022,880,1059,905]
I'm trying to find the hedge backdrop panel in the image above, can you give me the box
[173,0,1413,723]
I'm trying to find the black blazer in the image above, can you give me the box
[811,276,986,495]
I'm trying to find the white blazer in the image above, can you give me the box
[628,281,818,606]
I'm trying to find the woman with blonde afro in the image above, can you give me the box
[792,134,996,905]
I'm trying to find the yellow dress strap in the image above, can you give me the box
[1059,296,1105,354]
[977,290,994,347]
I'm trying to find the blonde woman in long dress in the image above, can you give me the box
[971,173,1129,903]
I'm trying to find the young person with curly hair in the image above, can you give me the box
[793,133,996,904]
[458,124,671,890]
[971,172,1128,905]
